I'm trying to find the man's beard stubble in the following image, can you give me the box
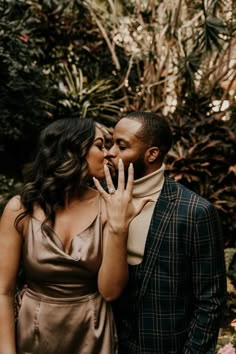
[110,155,146,188]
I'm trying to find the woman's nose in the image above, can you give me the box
[103,147,108,157]
[107,145,116,157]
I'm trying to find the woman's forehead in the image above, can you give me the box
[94,127,104,139]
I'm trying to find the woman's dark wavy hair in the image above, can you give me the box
[15,118,96,231]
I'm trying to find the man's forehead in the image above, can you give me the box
[114,118,142,137]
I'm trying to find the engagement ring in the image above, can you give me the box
[108,188,116,194]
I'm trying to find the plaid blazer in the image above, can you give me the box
[113,174,227,354]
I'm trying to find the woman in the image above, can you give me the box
[0,118,150,354]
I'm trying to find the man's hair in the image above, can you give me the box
[125,111,172,162]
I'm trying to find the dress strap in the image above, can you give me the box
[98,195,103,253]
[98,194,102,216]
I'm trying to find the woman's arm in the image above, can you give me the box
[98,217,129,302]
[0,197,24,354]
[95,160,151,301]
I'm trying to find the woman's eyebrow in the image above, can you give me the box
[94,137,105,143]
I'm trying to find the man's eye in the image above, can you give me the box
[119,146,126,150]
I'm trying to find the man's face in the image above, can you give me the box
[107,118,149,180]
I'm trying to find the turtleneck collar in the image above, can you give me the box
[133,163,165,198]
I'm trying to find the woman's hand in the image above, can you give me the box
[93,159,152,235]
[95,159,152,301]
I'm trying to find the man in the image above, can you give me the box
[107,112,227,354]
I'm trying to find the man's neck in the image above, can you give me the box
[133,164,165,198]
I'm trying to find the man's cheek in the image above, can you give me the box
[120,158,132,169]
[108,165,116,177]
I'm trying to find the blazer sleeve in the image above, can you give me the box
[183,202,227,354]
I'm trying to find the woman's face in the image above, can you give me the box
[86,128,108,179]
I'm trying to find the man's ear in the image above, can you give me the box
[146,147,159,163]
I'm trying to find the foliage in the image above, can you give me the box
[165,111,236,245]
[0,175,23,214]
[57,63,123,126]
[0,0,120,132]
[0,0,122,178]
[0,0,235,247]
[85,0,236,245]
[18,0,114,81]
[216,340,236,354]
[215,249,236,353]
[0,1,56,142]
[0,0,235,343]
[86,0,236,112]
[225,248,236,297]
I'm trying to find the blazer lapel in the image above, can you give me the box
[138,175,178,300]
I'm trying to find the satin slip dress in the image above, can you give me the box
[16,199,118,354]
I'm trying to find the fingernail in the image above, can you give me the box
[104,164,108,170]
[93,177,97,182]
[119,158,123,164]
[129,162,133,168]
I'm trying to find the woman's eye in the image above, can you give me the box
[97,145,105,151]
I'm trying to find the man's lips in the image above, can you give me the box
[105,160,114,168]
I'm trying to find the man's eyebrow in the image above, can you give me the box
[116,138,130,145]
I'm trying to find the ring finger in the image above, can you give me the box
[104,164,115,193]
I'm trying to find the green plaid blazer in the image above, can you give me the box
[113,175,227,354]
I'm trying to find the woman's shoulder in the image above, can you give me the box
[85,187,107,225]
[4,195,24,213]
[85,186,99,199]
[1,196,23,228]
[1,196,30,236]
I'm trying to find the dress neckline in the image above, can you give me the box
[30,213,100,257]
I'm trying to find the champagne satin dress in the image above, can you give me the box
[16,209,118,354]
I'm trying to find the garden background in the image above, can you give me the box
[0,0,235,352]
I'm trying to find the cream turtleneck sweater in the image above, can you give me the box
[127,164,165,265]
